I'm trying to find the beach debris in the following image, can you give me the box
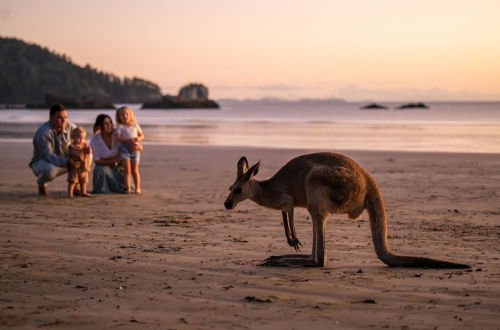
[74,285,88,290]
[153,220,171,226]
[179,318,189,324]
[232,237,248,243]
[109,255,123,261]
[119,244,137,249]
[243,296,272,303]
[357,269,364,274]
[37,320,65,327]
[356,299,376,304]
[153,218,189,226]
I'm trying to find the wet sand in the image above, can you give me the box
[1,142,499,329]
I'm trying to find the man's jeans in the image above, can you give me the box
[30,160,67,187]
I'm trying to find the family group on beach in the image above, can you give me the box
[29,104,144,197]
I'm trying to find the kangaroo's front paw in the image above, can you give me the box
[287,238,303,252]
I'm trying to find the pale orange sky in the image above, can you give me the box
[1,0,500,100]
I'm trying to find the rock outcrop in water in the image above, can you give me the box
[397,102,429,109]
[142,83,219,109]
[361,103,388,110]
[179,83,209,101]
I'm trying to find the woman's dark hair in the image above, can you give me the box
[93,114,113,133]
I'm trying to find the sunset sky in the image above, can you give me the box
[1,0,499,101]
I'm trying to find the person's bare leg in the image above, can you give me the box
[131,161,141,194]
[122,159,131,193]
[68,182,76,198]
[80,181,91,197]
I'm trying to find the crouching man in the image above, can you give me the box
[29,104,82,195]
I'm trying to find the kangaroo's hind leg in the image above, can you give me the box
[261,211,316,267]
[262,211,327,267]
[261,211,312,267]
[262,207,327,267]
[308,207,329,266]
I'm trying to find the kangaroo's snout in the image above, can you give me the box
[224,200,233,209]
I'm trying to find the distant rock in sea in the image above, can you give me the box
[142,83,219,109]
[396,102,429,109]
[179,83,209,101]
[361,103,388,110]
[26,94,114,109]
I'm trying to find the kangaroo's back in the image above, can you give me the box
[266,152,366,208]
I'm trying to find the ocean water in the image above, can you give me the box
[1,101,499,153]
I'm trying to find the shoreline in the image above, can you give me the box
[4,138,500,156]
[1,143,499,329]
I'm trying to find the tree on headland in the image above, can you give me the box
[0,36,162,104]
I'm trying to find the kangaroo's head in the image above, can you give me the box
[224,156,260,209]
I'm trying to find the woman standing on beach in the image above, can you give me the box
[90,114,124,193]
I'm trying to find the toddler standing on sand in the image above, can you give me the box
[67,127,92,198]
[115,106,144,194]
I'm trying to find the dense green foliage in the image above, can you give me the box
[0,37,162,104]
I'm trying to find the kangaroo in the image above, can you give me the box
[224,152,470,269]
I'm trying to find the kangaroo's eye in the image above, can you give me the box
[234,188,242,194]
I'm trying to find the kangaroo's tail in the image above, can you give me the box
[364,175,470,269]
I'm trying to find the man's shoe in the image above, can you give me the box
[38,185,48,196]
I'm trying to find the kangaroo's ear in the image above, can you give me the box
[243,161,260,180]
[250,161,260,177]
[237,156,249,178]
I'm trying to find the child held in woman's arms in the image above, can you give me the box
[115,106,144,194]
[68,127,92,197]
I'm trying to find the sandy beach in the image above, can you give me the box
[1,142,499,329]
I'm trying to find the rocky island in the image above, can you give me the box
[142,83,219,109]
[360,103,388,110]
[396,102,429,109]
